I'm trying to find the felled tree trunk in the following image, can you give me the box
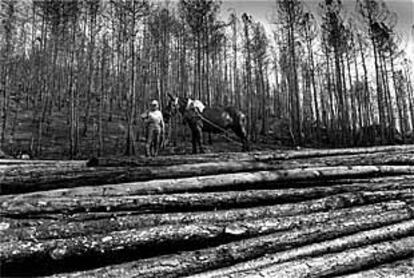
[2,180,412,216]
[0,161,277,194]
[3,166,414,199]
[236,236,414,278]
[2,205,410,277]
[87,144,414,167]
[288,152,414,167]
[0,200,407,242]
[194,220,414,278]
[0,160,86,166]
[252,144,414,161]
[44,212,414,278]
[2,145,414,277]
[338,257,414,278]
[86,154,238,167]
[4,148,414,195]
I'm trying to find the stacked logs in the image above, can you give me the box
[0,145,413,277]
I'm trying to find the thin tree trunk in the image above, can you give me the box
[372,37,387,143]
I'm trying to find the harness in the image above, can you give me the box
[192,107,243,146]
[170,97,250,148]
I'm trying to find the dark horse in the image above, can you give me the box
[164,94,249,153]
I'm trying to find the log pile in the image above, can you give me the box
[0,144,413,277]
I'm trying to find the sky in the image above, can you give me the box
[220,0,414,63]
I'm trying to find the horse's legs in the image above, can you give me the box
[198,136,205,153]
[238,133,248,151]
[234,128,250,152]
[242,137,250,151]
[191,129,198,154]
[243,134,250,151]
[196,125,204,153]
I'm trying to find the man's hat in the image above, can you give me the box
[151,100,159,107]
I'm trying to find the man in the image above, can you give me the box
[142,99,164,157]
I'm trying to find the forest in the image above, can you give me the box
[0,0,413,158]
[2,1,414,276]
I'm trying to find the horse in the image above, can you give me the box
[164,94,249,153]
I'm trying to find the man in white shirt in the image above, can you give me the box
[142,100,165,157]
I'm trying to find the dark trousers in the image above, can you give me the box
[145,125,161,157]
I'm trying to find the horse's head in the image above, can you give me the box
[163,93,181,123]
[163,94,175,123]
[167,93,188,116]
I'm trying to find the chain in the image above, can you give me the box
[194,109,243,146]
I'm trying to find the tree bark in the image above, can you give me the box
[372,34,387,144]
[0,197,407,242]
[1,184,413,216]
[0,161,277,194]
[2,166,414,200]
[339,257,414,278]
[4,165,414,199]
[1,179,409,225]
[0,159,86,166]
[87,145,414,167]
[190,220,414,278]
[41,210,413,278]
[236,236,414,278]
